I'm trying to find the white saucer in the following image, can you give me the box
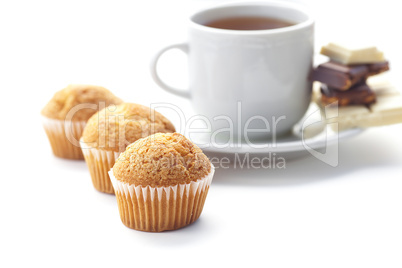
[190,125,363,154]
[189,104,364,159]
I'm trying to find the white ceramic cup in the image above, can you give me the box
[151,1,314,140]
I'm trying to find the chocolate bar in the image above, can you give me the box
[367,61,390,76]
[320,82,376,106]
[310,61,389,91]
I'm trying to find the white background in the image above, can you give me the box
[1,0,402,267]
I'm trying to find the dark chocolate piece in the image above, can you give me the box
[367,61,390,76]
[311,61,389,91]
[320,82,376,106]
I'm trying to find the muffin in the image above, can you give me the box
[80,103,175,194]
[110,132,214,232]
[41,84,122,159]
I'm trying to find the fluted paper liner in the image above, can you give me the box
[109,164,214,232]
[42,117,86,160]
[81,141,121,194]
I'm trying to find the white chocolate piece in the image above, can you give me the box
[327,105,371,131]
[368,95,402,125]
[320,43,385,64]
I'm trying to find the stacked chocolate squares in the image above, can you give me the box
[310,43,402,131]
[310,43,389,107]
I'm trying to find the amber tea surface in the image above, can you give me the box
[204,16,295,30]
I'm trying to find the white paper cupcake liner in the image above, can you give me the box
[42,116,86,159]
[109,164,215,232]
[80,140,121,194]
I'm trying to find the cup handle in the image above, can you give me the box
[150,43,190,99]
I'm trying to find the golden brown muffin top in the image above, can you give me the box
[41,84,123,121]
[113,133,211,187]
[81,103,176,152]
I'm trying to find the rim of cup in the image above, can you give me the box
[189,1,314,35]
